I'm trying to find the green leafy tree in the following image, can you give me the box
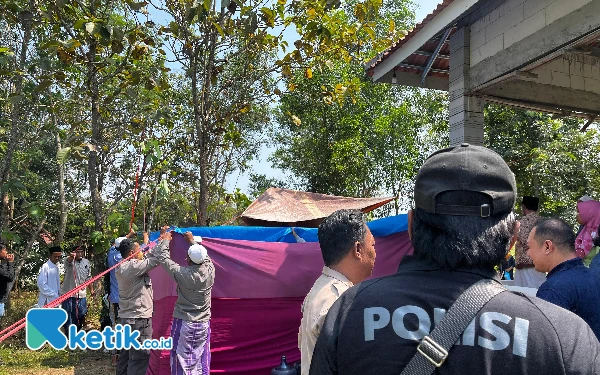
[149,0,406,224]
[0,0,46,231]
[485,105,600,223]
[248,172,289,199]
[39,0,166,235]
[272,60,447,213]
[267,0,450,214]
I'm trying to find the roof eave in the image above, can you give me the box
[368,0,484,82]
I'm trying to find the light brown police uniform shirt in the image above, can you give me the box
[115,242,162,319]
[298,266,353,375]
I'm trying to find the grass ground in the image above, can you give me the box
[0,291,114,375]
[0,346,114,375]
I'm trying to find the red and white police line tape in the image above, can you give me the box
[0,232,169,343]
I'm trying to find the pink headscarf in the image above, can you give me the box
[575,200,600,258]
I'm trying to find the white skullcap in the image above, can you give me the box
[188,244,207,264]
[115,237,127,248]
[579,195,594,202]
[193,235,203,243]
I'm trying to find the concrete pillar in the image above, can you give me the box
[448,27,484,146]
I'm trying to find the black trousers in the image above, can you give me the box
[116,317,152,375]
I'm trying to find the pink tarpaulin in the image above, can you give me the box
[148,231,413,374]
[148,297,305,375]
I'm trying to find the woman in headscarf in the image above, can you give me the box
[575,199,600,265]
[590,224,600,271]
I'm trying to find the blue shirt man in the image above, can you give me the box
[528,218,600,339]
[106,237,126,333]
[536,258,600,338]
[107,243,123,304]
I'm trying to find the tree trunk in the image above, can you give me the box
[0,188,9,232]
[190,51,209,226]
[197,140,209,226]
[532,173,540,198]
[87,37,103,231]
[393,185,399,216]
[8,218,46,305]
[197,31,219,227]
[0,2,36,231]
[194,195,201,225]
[9,194,14,224]
[55,133,67,243]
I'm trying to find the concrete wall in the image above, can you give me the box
[470,0,594,67]
[449,28,485,146]
[531,54,600,95]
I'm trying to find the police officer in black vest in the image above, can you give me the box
[310,144,600,375]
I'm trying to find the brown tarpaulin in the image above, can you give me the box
[241,187,395,227]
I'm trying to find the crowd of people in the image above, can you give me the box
[104,228,215,375]
[0,143,599,375]
[0,227,214,375]
[300,144,600,374]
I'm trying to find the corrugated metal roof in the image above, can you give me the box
[366,0,456,78]
[241,188,395,227]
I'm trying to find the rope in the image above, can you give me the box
[0,321,25,342]
[0,233,167,343]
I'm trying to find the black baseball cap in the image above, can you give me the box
[414,144,516,217]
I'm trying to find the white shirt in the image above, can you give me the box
[298,266,353,375]
[37,260,61,307]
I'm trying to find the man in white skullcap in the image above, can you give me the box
[156,230,215,375]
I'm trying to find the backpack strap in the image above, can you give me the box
[400,278,506,375]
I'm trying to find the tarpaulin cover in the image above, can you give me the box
[241,187,395,227]
[147,215,412,375]
[149,213,408,244]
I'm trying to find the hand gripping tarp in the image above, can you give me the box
[147,214,413,375]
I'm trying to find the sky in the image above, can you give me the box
[224,0,443,195]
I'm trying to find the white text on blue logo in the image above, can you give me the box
[68,324,172,350]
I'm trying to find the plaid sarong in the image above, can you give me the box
[170,318,211,375]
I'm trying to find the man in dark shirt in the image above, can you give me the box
[528,218,600,339]
[0,242,15,321]
[309,144,600,375]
